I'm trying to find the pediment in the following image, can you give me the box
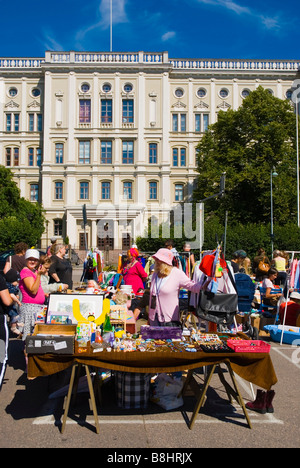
[217,101,231,110]
[5,100,19,108]
[172,100,186,109]
[194,100,209,109]
[28,100,40,108]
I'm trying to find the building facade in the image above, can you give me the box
[0,51,299,251]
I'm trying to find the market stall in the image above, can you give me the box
[25,251,278,434]
[27,331,277,433]
[28,343,277,391]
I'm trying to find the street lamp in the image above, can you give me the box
[270,167,278,254]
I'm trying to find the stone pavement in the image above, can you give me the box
[0,337,299,448]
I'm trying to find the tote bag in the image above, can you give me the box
[197,290,238,326]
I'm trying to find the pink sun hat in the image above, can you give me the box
[153,248,174,266]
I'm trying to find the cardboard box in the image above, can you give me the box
[251,316,274,337]
[26,324,76,354]
[236,314,251,324]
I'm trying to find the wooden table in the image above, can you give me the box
[28,345,277,433]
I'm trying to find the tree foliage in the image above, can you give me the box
[0,165,45,250]
[194,86,299,225]
[203,216,300,259]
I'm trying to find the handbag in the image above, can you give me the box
[258,258,270,273]
[197,290,238,325]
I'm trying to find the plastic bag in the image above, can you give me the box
[151,373,184,411]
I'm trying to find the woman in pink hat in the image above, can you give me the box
[149,248,202,326]
[122,248,148,295]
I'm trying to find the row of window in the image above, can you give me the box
[80,99,133,124]
[69,141,191,166]
[4,142,195,167]
[7,83,295,102]
[172,113,209,132]
[29,181,185,202]
[80,99,209,132]
[7,87,41,98]
[5,147,42,167]
[5,113,42,132]
[4,105,209,133]
[52,220,132,250]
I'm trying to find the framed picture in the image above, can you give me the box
[46,294,104,325]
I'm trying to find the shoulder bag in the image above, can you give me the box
[196,270,238,326]
[258,257,270,274]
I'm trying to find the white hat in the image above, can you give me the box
[25,249,40,260]
[290,291,300,301]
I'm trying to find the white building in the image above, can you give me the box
[0,51,299,251]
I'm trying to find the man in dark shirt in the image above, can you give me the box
[230,250,247,273]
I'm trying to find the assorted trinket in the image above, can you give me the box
[75,324,257,355]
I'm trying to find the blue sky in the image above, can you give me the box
[1,0,299,60]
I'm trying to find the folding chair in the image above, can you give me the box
[258,287,282,322]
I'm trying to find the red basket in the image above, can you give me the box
[227,339,271,353]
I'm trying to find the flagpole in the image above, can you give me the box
[110,0,113,52]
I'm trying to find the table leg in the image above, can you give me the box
[61,363,77,434]
[71,362,82,406]
[188,364,217,430]
[84,365,100,434]
[224,363,252,429]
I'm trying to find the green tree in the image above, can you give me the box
[194,86,298,225]
[0,165,45,250]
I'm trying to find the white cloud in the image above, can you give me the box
[260,16,280,30]
[197,0,282,31]
[162,31,176,41]
[40,31,64,52]
[220,0,251,15]
[98,0,128,28]
[76,0,129,42]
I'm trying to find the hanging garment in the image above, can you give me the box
[117,254,123,274]
[294,260,300,290]
[290,259,298,288]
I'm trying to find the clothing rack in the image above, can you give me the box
[279,250,300,345]
[118,251,195,278]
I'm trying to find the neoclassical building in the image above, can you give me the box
[0,51,299,250]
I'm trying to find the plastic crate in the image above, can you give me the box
[264,325,300,345]
[227,339,270,353]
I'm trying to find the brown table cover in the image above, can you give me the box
[28,348,277,391]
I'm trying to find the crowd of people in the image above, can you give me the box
[229,247,300,327]
[7,240,73,335]
[0,237,299,417]
[0,239,74,388]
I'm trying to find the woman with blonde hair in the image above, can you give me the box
[240,257,252,276]
[272,250,287,286]
[149,248,203,326]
